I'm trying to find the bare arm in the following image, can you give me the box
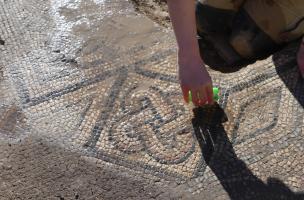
[167,0,214,106]
[167,0,200,59]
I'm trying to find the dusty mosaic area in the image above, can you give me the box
[0,0,304,199]
[130,0,170,27]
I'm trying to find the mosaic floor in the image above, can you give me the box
[0,0,303,199]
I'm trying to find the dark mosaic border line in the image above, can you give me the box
[82,65,287,180]
[84,146,205,182]
[12,44,301,180]
[84,51,178,148]
[8,64,32,105]
[14,49,175,109]
[83,67,128,148]
[108,87,195,165]
[231,87,282,145]
[87,83,208,181]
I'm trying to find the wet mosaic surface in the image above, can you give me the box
[0,0,304,199]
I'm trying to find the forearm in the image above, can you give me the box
[167,0,213,106]
[167,0,201,60]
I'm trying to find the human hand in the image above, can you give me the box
[178,53,214,106]
[166,0,213,106]
[297,39,304,78]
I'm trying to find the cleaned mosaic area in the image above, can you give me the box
[0,0,303,199]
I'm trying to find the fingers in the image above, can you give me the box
[205,84,214,105]
[183,87,209,106]
[182,86,190,103]
[197,86,207,106]
[192,88,200,106]
[182,85,215,106]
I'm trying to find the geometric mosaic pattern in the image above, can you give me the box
[0,0,303,199]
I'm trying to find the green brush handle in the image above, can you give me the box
[188,87,219,103]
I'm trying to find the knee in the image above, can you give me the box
[229,9,280,59]
[230,33,254,59]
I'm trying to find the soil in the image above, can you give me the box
[130,0,171,27]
